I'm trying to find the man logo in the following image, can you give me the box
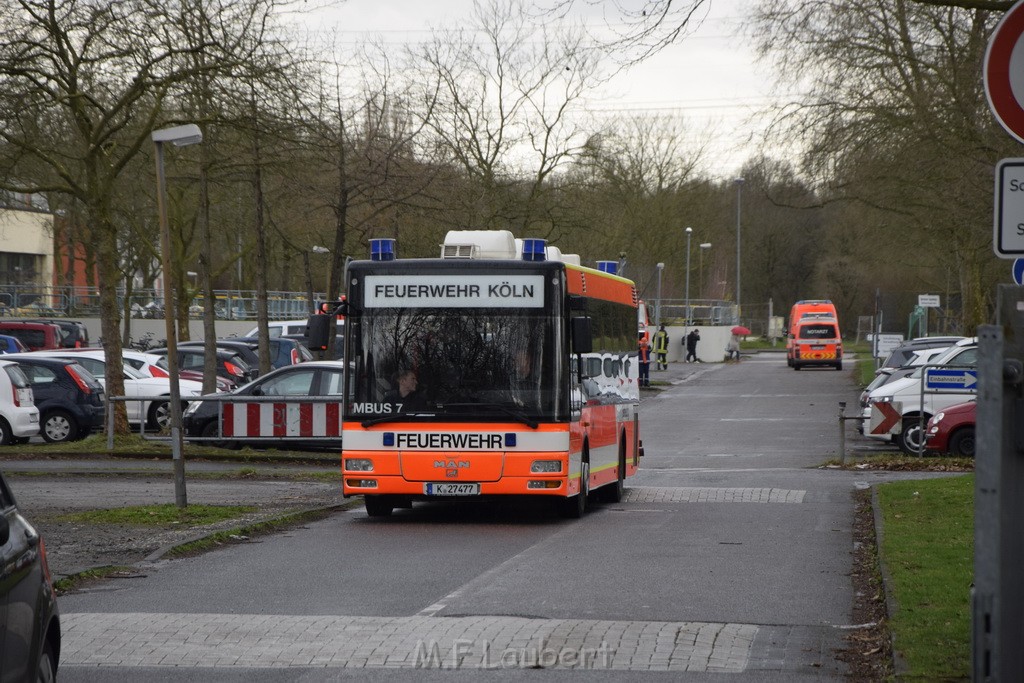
[446,469,459,478]
[434,460,470,468]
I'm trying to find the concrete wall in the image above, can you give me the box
[651,325,734,363]
[79,319,270,346]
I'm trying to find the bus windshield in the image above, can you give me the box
[346,307,567,422]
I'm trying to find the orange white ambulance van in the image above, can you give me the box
[786,300,838,367]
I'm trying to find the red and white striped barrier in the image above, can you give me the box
[221,402,341,438]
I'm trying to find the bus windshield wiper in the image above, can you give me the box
[360,412,434,428]
[439,402,539,429]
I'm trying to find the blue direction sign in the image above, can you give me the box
[1015,258,1024,284]
[925,368,978,391]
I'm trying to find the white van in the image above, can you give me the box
[864,338,977,454]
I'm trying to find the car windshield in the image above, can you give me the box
[910,345,977,378]
[346,307,566,421]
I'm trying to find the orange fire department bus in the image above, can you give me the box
[340,230,642,518]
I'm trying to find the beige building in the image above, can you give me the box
[0,199,55,305]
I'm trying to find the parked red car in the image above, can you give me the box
[925,400,975,457]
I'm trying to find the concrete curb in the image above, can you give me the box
[871,485,909,677]
[56,500,363,589]
[141,500,363,563]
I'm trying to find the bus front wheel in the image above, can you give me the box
[364,495,394,517]
[560,460,590,518]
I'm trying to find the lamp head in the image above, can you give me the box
[152,124,203,147]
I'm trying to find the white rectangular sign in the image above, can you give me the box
[918,294,940,308]
[873,334,904,358]
[994,158,1024,258]
[364,275,545,308]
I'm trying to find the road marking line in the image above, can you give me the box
[624,487,806,503]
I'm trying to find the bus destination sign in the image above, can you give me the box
[364,275,546,308]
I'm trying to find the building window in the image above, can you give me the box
[0,253,40,286]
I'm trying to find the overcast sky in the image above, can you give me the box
[296,0,780,178]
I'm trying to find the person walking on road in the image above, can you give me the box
[726,332,741,361]
[685,328,701,363]
[638,332,652,387]
[653,325,669,370]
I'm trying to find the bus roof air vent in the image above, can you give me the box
[441,230,517,259]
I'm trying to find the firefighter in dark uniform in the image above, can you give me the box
[653,324,669,370]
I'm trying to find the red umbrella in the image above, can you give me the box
[731,325,751,335]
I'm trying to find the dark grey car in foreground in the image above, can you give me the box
[0,469,60,681]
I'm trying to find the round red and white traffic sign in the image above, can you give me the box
[986,0,1024,144]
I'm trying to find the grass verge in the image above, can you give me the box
[53,566,139,594]
[165,505,348,558]
[856,356,877,387]
[58,504,257,526]
[822,454,973,472]
[876,475,972,679]
[8,433,339,465]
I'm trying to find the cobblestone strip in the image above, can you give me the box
[61,613,757,672]
[624,486,806,504]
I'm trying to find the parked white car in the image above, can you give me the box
[0,359,39,444]
[29,351,205,430]
[245,320,344,338]
[864,338,978,454]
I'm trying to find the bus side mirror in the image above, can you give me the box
[306,315,332,350]
[572,317,592,354]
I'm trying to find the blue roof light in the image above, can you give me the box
[522,238,547,262]
[597,260,617,274]
[370,238,396,261]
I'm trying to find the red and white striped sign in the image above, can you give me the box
[222,402,342,438]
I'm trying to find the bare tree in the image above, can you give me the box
[414,0,603,238]
[751,0,1017,329]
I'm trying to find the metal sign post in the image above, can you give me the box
[974,285,1024,681]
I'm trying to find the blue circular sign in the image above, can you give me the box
[1014,258,1024,284]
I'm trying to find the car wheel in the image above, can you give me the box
[364,495,394,517]
[793,363,801,371]
[147,400,172,431]
[949,427,976,458]
[836,361,843,371]
[560,458,589,518]
[0,418,11,446]
[37,638,57,683]
[41,410,77,443]
[897,418,928,455]
[200,419,230,448]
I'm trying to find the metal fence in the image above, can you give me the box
[106,393,344,449]
[0,284,321,320]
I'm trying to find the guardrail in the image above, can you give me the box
[105,393,345,449]
[0,284,323,321]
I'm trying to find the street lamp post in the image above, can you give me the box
[655,262,664,328]
[153,123,203,509]
[684,227,693,325]
[734,177,744,325]
[699,243,711,299]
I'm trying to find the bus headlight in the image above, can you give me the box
[345,459,374,472]
[530,460,561,473]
